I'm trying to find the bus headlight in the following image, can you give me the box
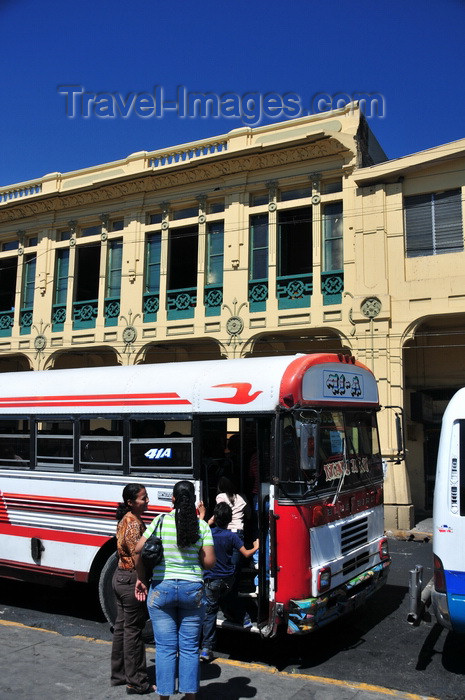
[318,566,331,592]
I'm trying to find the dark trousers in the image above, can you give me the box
[201,575,234,651]
[111,568,149,691]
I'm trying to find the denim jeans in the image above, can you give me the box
[201,576,234,651]
[147,579,205,696]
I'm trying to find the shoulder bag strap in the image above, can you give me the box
[154,513,165,537]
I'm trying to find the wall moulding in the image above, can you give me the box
[278,313,311,326]
[71,334,95,344]
[166,325,195,336]
[205,322,221,333]
[0,140,348,224]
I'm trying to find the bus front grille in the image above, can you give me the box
[342,551,370,576]
[341,517,368,554]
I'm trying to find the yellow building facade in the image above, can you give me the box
[0,105,464,530]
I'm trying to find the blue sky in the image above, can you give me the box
[1,0,464,186]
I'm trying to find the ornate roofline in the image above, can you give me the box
[0,137,353,223]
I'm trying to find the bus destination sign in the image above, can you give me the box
[323,370,364,399]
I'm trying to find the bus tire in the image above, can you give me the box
[98,551,118,626]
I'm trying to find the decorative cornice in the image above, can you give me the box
[0,138,349,224]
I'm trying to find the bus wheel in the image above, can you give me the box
[98,551,118,626]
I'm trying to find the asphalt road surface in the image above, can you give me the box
[1,538,464,699]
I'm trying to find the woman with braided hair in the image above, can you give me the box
[134,481,215,700]
[111,483,154,694]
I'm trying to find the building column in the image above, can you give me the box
[380,336,414,531]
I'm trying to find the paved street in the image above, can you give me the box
[0,619,436,700]
[1,532,465,699]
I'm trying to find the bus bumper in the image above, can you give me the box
[286,560,390,634]
[432,589,465,633]
[431,590,452,631]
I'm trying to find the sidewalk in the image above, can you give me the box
[388,516,433,542]
[0,619,438,700]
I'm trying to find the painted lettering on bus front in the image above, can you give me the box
[323,457,370,481]
[324,372,362,398]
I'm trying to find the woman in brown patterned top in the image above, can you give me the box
[111,483,155,694]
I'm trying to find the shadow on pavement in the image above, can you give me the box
[200,664,257,698]
[217,582,407,672]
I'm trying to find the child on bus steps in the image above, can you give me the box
[211,476,250,570]
[200,502,259,663]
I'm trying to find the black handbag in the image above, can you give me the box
[141,514,165,575]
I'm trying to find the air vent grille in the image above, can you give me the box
[341,517,368,554]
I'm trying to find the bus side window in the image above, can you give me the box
[79,438,123,470]
[0,419,30,468]
[131,419,165,438]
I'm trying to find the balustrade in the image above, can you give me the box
[276,273,312,310]
[104,296,121,327]
[204,285,223,317]
[248,279,268,312]
[0,311,14,337]
[19,308,33,335]
[167,287,197,320]
[321,270,344,305]
[73,299,98,329]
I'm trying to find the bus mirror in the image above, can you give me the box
[395,413,403,463]
[300,423,319,472]
[383,405,406,464]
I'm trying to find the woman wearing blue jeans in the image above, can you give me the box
[135,481,215,700]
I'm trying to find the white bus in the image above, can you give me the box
[0,353,389,636]
[431,388,465,633]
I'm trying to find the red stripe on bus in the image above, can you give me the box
[0,392,191,407]
[0,493,171,527]
[3,492,118,507]
[0,493,10,523]
[2,493,169,517]
[3,503,116,521]
[0,559,82,580]
[0,523,110,546]
[2,502,169,522]
[0,400,191,407]
[0,392,189,402]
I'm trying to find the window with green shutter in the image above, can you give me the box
[20,254,36,334]
[52,249,69,331]
[144,232,161,321]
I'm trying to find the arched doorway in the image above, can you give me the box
[48,347,120,370]
[243,329,349,357]
[0,354,31,372]
[403,314,465,511]
[140,339,224,365]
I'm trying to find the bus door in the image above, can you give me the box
[245,416,273,629]
[198,418,230,513]
[198,415,274,629]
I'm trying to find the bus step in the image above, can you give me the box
[216,617,259,633]
[238,590,258,598]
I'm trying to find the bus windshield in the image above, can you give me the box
[279,409,383,498]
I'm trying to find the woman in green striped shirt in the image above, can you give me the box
[135,481,215,699]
